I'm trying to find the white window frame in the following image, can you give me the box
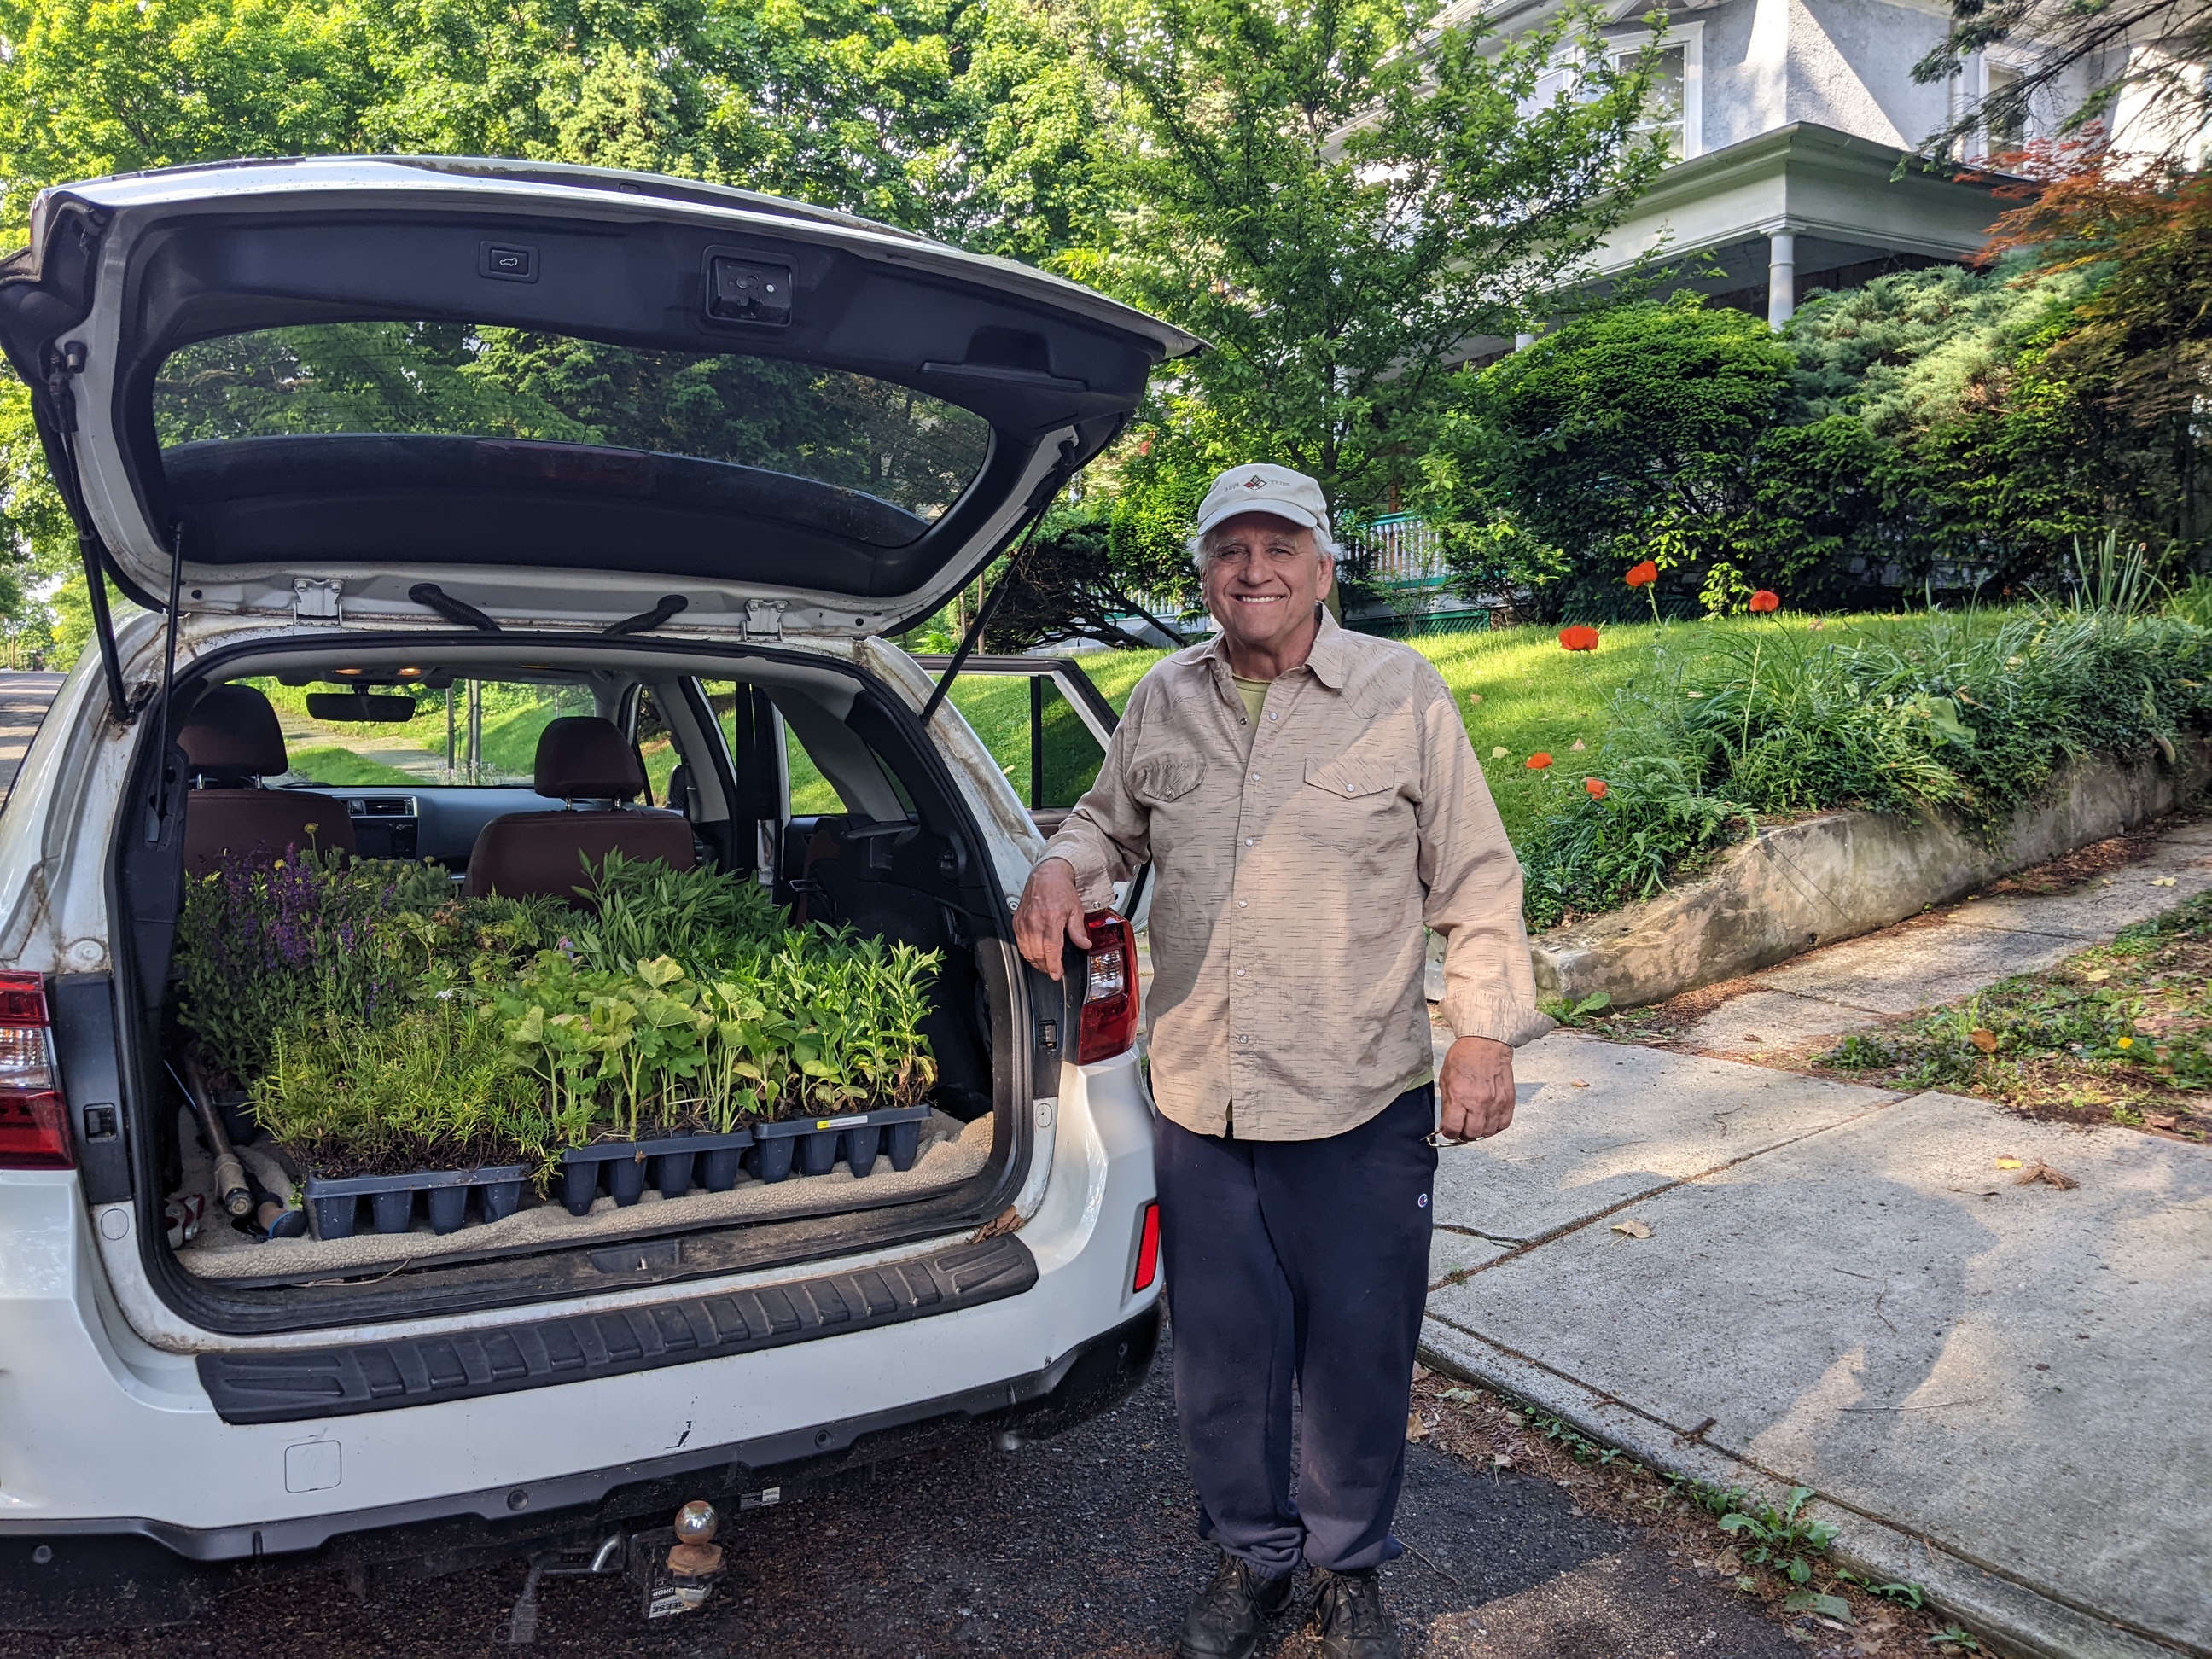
[1978,49,2033,158]
[1610,21,1705,161]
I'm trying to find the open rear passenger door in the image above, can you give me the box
[914,654,1150,924]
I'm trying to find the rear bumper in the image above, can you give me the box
[0,1302,1159,1628]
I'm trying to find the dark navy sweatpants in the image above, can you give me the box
[1153,1083,1437,1577]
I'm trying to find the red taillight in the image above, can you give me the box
[1132,1200,1161,1292]
[0,971,70,1169]
[1075,911,1140,1064]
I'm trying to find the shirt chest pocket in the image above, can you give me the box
[1132,754,1207,807]
[1299,756,1405,850]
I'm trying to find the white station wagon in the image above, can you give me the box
[0,156,1192,1627]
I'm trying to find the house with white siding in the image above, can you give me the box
[1444,0,2126,330]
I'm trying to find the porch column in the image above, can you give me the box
[1767,230,1796,329]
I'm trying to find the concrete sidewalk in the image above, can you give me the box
[1421,1039,2209,1656]
[0,669,65,809]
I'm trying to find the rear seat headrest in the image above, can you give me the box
[534,716,645,800]
[178,684,288,783]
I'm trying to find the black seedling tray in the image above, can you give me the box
[304,1164,530,1240]
[749,1106,931,1185]
[558,1128,755,1215]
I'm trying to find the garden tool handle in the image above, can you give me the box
[177,1055,254,1218]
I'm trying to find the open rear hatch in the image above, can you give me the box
[0,156,1196,648]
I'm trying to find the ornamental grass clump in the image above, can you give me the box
[256,1000,551,1179]
[1516,598,2212,931]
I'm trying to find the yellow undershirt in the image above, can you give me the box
[1232,673,1269,731]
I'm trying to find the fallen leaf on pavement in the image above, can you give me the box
[2145,1113,2179,1131]
[2013,1161,2078,1190]
[1994,1156,2023,1169]
[1611,1219,1653,1239]
[1713,1547,1743,1574]
[1569,1078,1589,1088]
[2082,969,2112,982]
[2151,876,2177,887]
[1970,1028,1999,1052]
[1441,1386,1477,1403]
[1406,1413,1429,1442]
[1489,1453,1511,1470]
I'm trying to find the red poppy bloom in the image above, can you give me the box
[1585,777,1608,799]
[1558,625,1601,652]
[1749,589,1782,613]
[1624,561,1659,589]
[1527,753,1554,771]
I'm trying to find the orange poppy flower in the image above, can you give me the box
[1585,777,1608,799]
[1749,589,1781,613]
[1527,753,1554,771]
[1624,561,1659,589]
[1558,625,1601,652]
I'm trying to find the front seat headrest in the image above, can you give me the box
[534,716,645,801]
[178,684,288,783]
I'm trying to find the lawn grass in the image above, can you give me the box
[1022,613,1985,846]
[1813,890,2211,1136]
[284,746,424,788]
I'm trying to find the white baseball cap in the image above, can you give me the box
[1195,463,1331,538]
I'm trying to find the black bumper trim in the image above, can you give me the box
[195,1233,1037,1425]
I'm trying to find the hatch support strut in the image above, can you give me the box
[919,443,1076,729]
[39,341,137,724]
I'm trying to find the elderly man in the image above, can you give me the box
[1014,463,1549,1659]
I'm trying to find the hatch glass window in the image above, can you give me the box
[153,323,992,533]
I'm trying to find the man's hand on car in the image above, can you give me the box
[1437,1035,1515,1143]
[1015,857,1091,980]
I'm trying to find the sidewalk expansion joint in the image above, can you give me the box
[1428,1086,1907,1289]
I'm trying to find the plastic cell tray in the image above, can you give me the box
[749,1106,932,1184]
[557,1128,756,1215]
[303,1164,530,1240]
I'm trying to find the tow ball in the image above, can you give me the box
[635,1499,727,1620]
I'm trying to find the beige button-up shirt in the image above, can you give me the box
[1040,612,1551,1141]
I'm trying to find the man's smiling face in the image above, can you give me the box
[1202,512,1334,663]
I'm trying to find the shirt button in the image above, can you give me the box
[1239,1034,1250,1043]
[1250,772,1260,781]
[1236,969,1246,976]
[1345,783,1355,794]
[1268,712,1278,721]
[1238,899,1248,907]
[1243,836,1254,846]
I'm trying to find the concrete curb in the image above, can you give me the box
[1418,1317,2192,1659]
[1527,742,2212,1010]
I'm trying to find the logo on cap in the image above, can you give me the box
[1243,474,1266,489]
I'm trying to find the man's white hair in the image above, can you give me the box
[1188,518,1342,574]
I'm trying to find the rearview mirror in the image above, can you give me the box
[306,691,418,723]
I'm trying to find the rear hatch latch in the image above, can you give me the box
[292,577,342,626]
